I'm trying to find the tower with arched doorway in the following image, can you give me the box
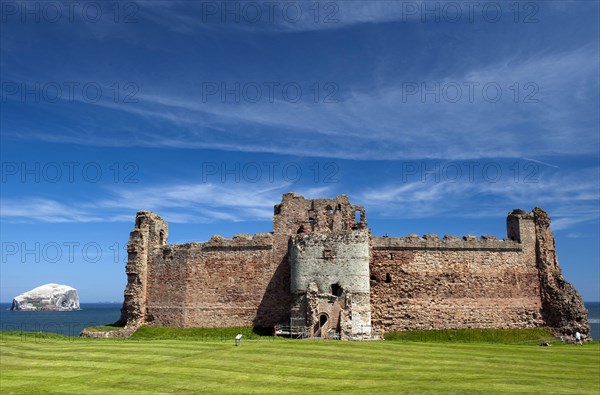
[289,230,372,340]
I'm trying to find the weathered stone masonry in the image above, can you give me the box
[116,193,590,340]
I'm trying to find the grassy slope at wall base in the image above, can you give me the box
[384,327,557,343]
[129,325,273,340]
[83,324,125,332]
[85,324,559,343]
[1,331,599,394]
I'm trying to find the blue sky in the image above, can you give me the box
[1,0,599,302]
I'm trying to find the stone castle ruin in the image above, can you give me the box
[115,193,590,340]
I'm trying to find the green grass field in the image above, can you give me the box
[1,331,598,394]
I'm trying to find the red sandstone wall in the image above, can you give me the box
[145,234,288,328]
[184,243,275,327]
[146,248,186,326]
[370,236,544,331]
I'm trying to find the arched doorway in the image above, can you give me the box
[317,313,329,337]
[319,313,328,327]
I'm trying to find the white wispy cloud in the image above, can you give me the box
[8,44,596,162]
[356,167,600,230]
[136,0,429,34]
[0,182,336,225]
[2,167,597,231]
[0,198,104,223]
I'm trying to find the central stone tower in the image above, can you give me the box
[289,230,372,340]
[275,193,372,340]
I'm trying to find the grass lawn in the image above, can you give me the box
[1,331,599,394]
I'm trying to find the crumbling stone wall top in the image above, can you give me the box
[374,235,521,251]
[274,193,367,236]
[158,233,273,250]
[156,234,274,258]
[206,232,273,246]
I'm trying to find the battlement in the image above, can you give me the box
[208,232,273,245]
[157,233,274,258]
[374,234,522,252]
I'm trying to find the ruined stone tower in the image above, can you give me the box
[113,193,590,341]
[290,230,372,340]
[119,211,168,326]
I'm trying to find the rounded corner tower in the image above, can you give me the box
[289,229,372,340]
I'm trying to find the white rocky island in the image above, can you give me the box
[11,284,80,311]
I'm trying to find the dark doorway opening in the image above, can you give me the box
[331,283,343,297]
[319,314,328,327]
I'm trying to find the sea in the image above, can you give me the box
[0,303,123,337]
[1,302,599,339]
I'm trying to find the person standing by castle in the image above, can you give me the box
[575,331,583,345]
